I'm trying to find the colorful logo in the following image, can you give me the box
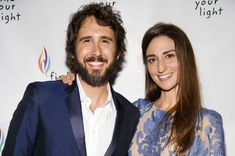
[38,47,51,77]
[0,128,5,152]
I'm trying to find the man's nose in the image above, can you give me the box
[92,42,101,56]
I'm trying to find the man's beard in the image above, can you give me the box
[74,55,116,87]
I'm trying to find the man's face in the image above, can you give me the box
[75,16,116,86]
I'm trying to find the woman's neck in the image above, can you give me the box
[155,89,178,111]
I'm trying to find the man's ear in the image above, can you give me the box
[116,54,120,60]
[71,53,75,59]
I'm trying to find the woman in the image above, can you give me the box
[128,23,225,156]
[61,23,225,156]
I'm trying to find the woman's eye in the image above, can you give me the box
[165,54,175,59]
[148,58,156,63]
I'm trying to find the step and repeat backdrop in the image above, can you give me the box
[0,0,234,155]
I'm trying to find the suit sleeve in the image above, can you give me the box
[2,83,40,156]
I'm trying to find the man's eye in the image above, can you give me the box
[102,39,110,44]
[83,39,90,43]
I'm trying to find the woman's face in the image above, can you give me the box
[146,36,180,92]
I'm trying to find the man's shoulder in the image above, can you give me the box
[28,80,66,89]
[25,80,69,96]
[113,91,139,115]
[113,91,129,103]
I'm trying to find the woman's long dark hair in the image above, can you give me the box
[142,23,202,154]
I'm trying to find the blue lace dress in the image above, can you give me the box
[128,99,225,156]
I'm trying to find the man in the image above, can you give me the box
[2,3,140,156]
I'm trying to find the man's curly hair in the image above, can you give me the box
[65,3,126,85]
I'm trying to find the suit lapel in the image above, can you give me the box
[104,87,125,156]
[65,81,87,156]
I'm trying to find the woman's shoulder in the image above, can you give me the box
[133,98,152,107]
[193,108,225,155]
[197,107,224,134]
[132,98,153,116]
[199,108,223,124]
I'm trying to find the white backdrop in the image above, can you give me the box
[0,0,234,155]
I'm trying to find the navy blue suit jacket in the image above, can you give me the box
[2,80,140,156]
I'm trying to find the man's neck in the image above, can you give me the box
[79,77,109,112]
